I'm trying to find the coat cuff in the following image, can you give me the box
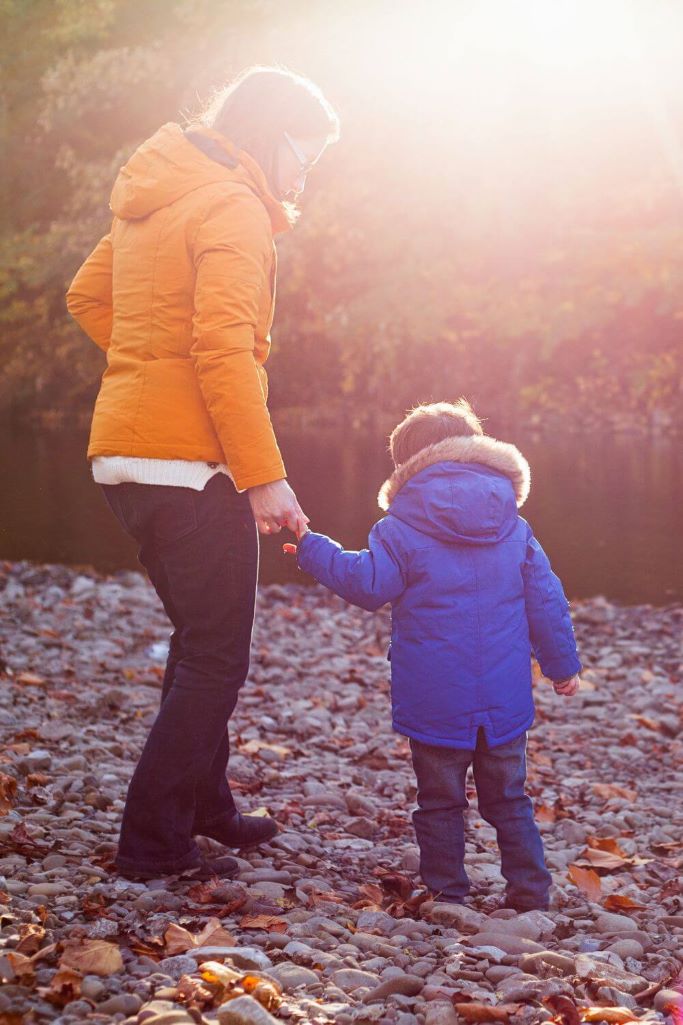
[232,462,286,490]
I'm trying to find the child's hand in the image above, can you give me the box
[282,526,310,556]
[553,674,580,697]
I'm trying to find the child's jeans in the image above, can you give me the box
[410,729,552,908]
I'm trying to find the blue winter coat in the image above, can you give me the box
[297,435,581,749]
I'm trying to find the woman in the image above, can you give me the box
[66,67,339,881]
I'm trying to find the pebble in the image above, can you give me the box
[96,992,143,1015]
[424,1002,459,1025]
[217,995,280,1024]
[426,903,487,932]
[268,962,322,991]
[331,968,380,992]
[519,950,575,974]
[595,912,638,934]
[654,990,683,1014]
[155,954,199,979]
[1,563,681,1025]
[608,939,645,959]
[192,947,272,971]
[363,974,425,1002]
[466,933,545,955]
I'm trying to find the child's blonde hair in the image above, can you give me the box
[389,400,484,467]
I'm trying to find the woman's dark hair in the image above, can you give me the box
[197,66,339,192]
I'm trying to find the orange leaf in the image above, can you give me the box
[592,783,637,802]
[602,894,646,911]
[16,672,48,688]
[536,804,556,823]
[579,848,627,871]
[0,774,17,816]
[587,837,628,857]
[568,864,602,900]
[454,1003,517,1022]
[580,1007,639,1023]
[238,914,288,932]
[41,966,83,1007]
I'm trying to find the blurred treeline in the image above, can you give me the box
[1,0,682,431]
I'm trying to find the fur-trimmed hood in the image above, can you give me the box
[379,435,530,510]
[377,435,530,547]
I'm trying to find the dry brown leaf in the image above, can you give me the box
[164,917,235,955]
[15,923,45,956]
[238,913,288,932]
[195,918,236,948]
[454,1002,517,1022]
[587,837,628,857]
[42,966,83,1007]
[568,864,602,900]
[59,939,123,976]
[239,739,291,759]
[544,994,582,1025]
[592,783,638,802]
[241,975,282,1011]
[578,848,628,871]
[536,804,557,823]
[15,672,48,688]
[602,894,646,911]
[0,774,17,816]
[4,951,36,981]
[580,1007,639,1023]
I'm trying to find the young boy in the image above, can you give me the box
[292,400,581,910]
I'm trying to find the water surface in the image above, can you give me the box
[0,423,680,605]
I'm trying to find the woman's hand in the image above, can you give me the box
[248,479,309,536]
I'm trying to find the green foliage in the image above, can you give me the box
[1,0,682,429]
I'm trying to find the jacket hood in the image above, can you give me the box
[109,122,291,233]
[378,435,530,546]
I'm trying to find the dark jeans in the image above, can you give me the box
[101,473,258,875]
[410,729,552,907]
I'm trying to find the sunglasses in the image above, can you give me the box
[283,131,317,175]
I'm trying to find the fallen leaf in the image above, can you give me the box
[164,917,235,955]
[242,975,282,1011]
[592,783,638,803]
[356,883,384,905]
[239,739,291,759]
[587,836,628,857]
[0,774,17,816]
[4,951,36,981]
[238,913,288,932]
[41,966,83,1007]
[568,864,602,900]
[577,848,628,871]
[580,1008,638,1024]
[453,1002,518,1022]
[536,804,557,823]
[16,923,45,955]
[15,672,48,688]
[59,939,123,976]
[544,993,582,1025]
[602,894,646,911]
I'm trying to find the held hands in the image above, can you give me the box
[282,524,310,555]
[553,674,581,697]
[247,479,309,537]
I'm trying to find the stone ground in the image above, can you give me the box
[0,560,681,1025]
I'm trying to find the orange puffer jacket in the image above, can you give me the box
[66,123,292,490]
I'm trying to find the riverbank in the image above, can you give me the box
[0,561,681,1025]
